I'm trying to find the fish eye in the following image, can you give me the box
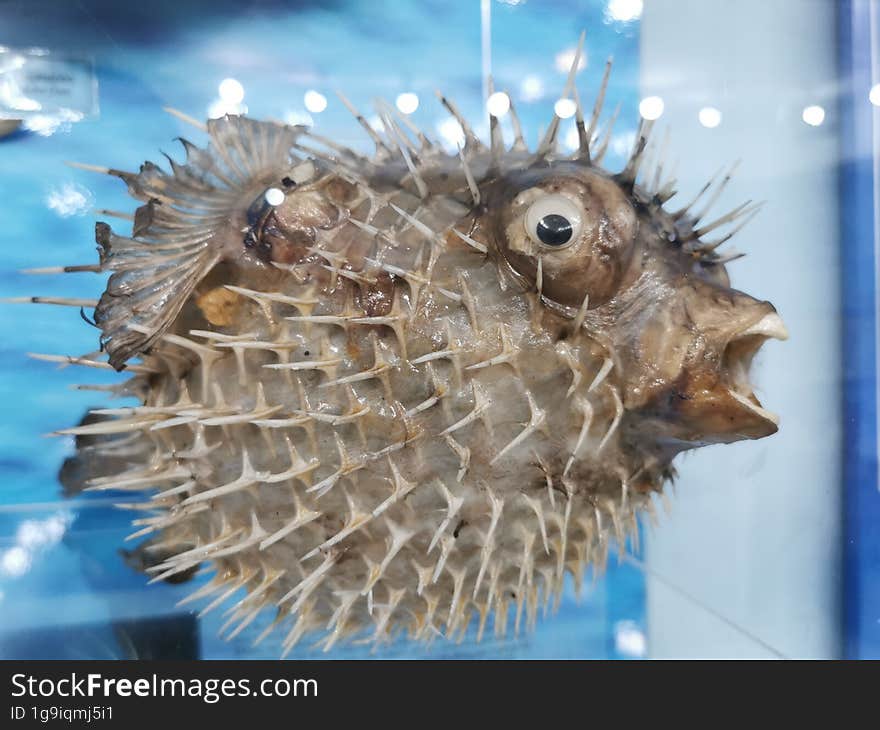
[525,194,583,248]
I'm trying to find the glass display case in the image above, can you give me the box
[0,0,875,660]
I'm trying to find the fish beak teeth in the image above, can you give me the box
[739,312,789,341]
[720,310,786,430]
[726,388,780,427]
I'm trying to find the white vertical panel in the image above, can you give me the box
[640,0,842,658]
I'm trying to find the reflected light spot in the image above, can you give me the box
[870,84,880,106]
[436,117,465,150]
[564,126,580,151]
[23,109,83,136]
[487,91,511,117]
[396,92,419,115]
[520,74,543,102]
[304,90,328,113]
[218,78,245,105]
[16,97,41,112]
[265,187,285,206]
[607,0,643,22]
[46,183,91,218]
[802,104,825,126]
[2,512,70,578]
[5,53,27,69]
[639,95,664,120]
[7,93,41,112]
[1,547,30,577]
[698,106,722,128]
[17,514,68,550]
[554,98,577,119]
[368,115,385,132]
[554,47,587,74]
[614,620,647,657]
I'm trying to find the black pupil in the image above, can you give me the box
[536,213,573,246]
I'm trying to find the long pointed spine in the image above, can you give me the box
[535,30,585,159]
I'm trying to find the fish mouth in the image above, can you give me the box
[721,311,789,429]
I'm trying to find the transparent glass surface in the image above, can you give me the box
[0,0,872,659]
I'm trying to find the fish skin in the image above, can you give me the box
[27,58,786,651]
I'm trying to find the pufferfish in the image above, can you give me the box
[23,39,787,652]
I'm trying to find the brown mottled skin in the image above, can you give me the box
[42,90,785,651]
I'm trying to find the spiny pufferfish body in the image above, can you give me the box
[33,44,787,652]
